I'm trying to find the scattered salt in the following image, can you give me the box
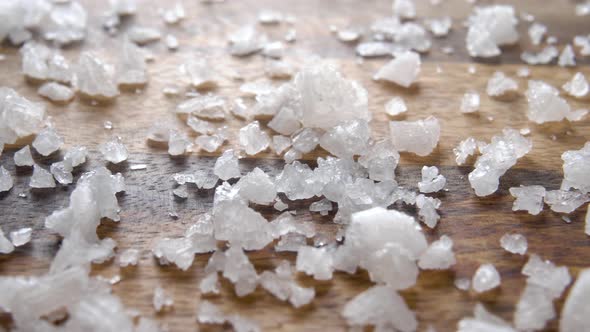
[9,227,32,247]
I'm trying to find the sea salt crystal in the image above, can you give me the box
[453,137,477,165]
[75,52,119,100]
[168,130,191,156]
[20,42,51,81]
[117,41,148,87]
[118,248,140,267]
[41,1,88,45]
[319,119,370,158]
[195,134,225,153]
[128,26,161,44]
[385,97,408,116]
[574,35,590,55]
[221,247,260,296]
[236,167,276,205]
[176,95,226,120]
[560,268,590,331]
[521,46,559,65]
[228,25,267,56]
[522,254,571,298]
[389,116,440,156]
[455,278,471,291]
[418,235,456,269]
[500,233,527,255]
[558,45,576,67]
[460,90,480,113]
[38,82,74,103]
[374,51,421,88]
[50,161,73,185]
[100,137,129,164]
[561,143,590,194]
[416,194,441,228]
[213,150,240,181]
[472,263,501,293]
[528,22,546,45]
[187,117,214,135]
[310,198,333,215]
[262,41,284,59]
[458,303,516,332]
[425,16,452,37]
[418,166,446,193]
[486,71,518,100]
[173,185,188,199]
[33,127,63,156]
[0,166,13,193]
[509,185,546,215]
[181,60,218,90]
[393,0,416,19]
[356,41,395,57]
[199,272,220,294]
[517,66,530,78]
[525,80,573,123]
[273,199,289,212]
[238,121,270,155]
[260,261,315,308]
[271,135,291,155]
[290,128,319,153]
[545,189,589,213]
[30,164,56,188]
[64,146,88,168]
[258,9,283,24]
[153,286,173,312]
[0,88,45,146]
[9,227,32,247]
[268,108,301,136]
[562,72,589,98]
[466,5,519,58]
[265,60,295,79]
[161,3,185,24]
[14,146,34,167]
[296,246,334,280]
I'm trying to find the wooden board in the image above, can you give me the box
[1,0,590,331]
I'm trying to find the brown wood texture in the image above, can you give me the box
[1,0,590,331]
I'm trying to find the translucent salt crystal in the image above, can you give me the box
[240,81,274,97]
[258,9,283,24]
[558,44,576,67]
[561,268,590,331]
[284,28,296,43]
[228,25,267,56]
[262,41,284,59]
[562,72,589,98]
[521,46,559,65]
[9,227,32,247]
[14,146,34,167]
[239,121,270,155]
[374,51,421,88]
[525,80,572,123]
[528,22,546,45]
[41,1,87,45]
[153,286,173,312]
[181,60,217,90]
[271,135,291,155]
[274,198,288,211]
[418,166,446,193]
[75,52,119,100]
[561,143,590,194]
[199,272,220,294]
[310,198,332,214]
[319,119,370,158]
[100,137,129,164]
[296,246,333,280]
[523,254,571,298]
[20,42,51,81]
[517,66,530,78]
[275,233,306,252]
[128,26,161,44]
[460,90,480,113]
[509,185,546,215]
[260,261,315,308]
[342,285,417,332]
[469,128,532,196]
[173,185,188,199]
[197,301,226,324]
[515,285,556,331]
[453,137,477,165]
[64,146,88,168]
[418,235,456,269]
[544,189,589,213]
[221,246,259,296]
[425,16,452,37]
[50,161,73,185]
[168,130,190,156]
[393,0,416,19]
[117,41,148,87]
[486,71,518,99]
[458,303,516,332]
[46,53,73,82]
[32,127,63,156]
[385,97,408,116]
[30,164,56,188]
[195,134,224,152]
[466,5,519,58]
[389,116,440,156]
[118,248,140,267]
[265,60,294,79]
[356,41,395,57]
[499,233,527,255]
[213,150,240,180]
[336,28,362,42]
[357,140,399,182]
[472,263,501,293]
[161,3,185,24]
[455,277,471,291]
[268,108,301,136]
[176,95,226,120]
[38,82,74,103]
[236,167,276,205]
[416,194,441,228]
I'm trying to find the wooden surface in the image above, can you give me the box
[1,0,590,331]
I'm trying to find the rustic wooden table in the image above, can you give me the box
[1,0,589,331]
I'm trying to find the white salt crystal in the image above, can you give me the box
[525,80,572,123]
[521,46,559,65]
[0,166,13,193]
[117,41,148,87]
[425,16,452,37]
[460,90,480,113]
[416,194,441,228]
[228,25,267,56]
[0,225,15,254]
[195,134,224,153]
[128,26,161,44]
[265,60,295,79]
[199,272,220,294]
[236,167,276,205]
[561,142,590,194]
[100,136,129,164]
[509,185,546,215]
[374,51,421,88]
[522,254,571,298]
[165,34,179,50]
[168,130,191,156]
[455,278,471,291]
[262,41,284,59]
[118,248,140,267]
[486,71,518,99]
[273,199,288,212]
[453,137,477,165]
[30,164,56,188]
[466,5,519,58]
[472,263,501,293]
[239,121,270,155]
[500,233,527,255]
[50,161,73,185]
[38,82,74,103]
[296,246,333,280]
[560,268,590,331]
[319,119,370,158]
[458,303,516,332]
[385,97,408,116]
[258,9,283,24]
[260,261,315,308]
[562,72,589,98]
[20,42,51,81]
[558,44,576,67]
[271,135,291,155]
[389,116,440,156]
[176,95,226,120]
[292,128,321,154]
[356,41,395,57]
[545,189,589,213]
[64,146,88,168]
[161,3,185,24]
[310,198,332,214]
[574,35,590,55]
[268,108,301,136]
[213,150,240,180]
[110,0,137,15]
[33,127,63,156]
[418,166,446,193]
[515,286,555,330]
[517,66,530,78]
[187,117,214,135]
[9,227,32,247]
[75,52,119,100]
[528,22,546,45]
[152,286,173,312]
[182,60,218,90]
[14,146,34,167]
[41,1,88,45]
[221,246,259,296]
[284,28,296,43]
[336,28,362,42]
[418,235,456,269]
[393,0,416,19]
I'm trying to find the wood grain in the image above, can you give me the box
[1,0,590,331]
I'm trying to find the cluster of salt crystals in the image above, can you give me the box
[75,52,119,100]
[20,42,73,84]
[457,303,516,332]
[0,87,47,148]
[514,254,571,330]
[49,146,88,185]
[509,185,546,215]
[197,300,261,332]
[500,233,527,255]
[453,137,477,165]
[562,72,589,98]
[32,127,63,156]
[521,46,559,65]
[561,142,590,195]
[418,166,446,193]
[465,5,519,58]
[373,51,421,88]
[486,71,518,100]
[389,116,440,156]
[153,286,173,312]
[260,260,315,308]
[385,96,408,116]
[0,166,14,193]
[472,263,501,293]
[560,268,590,331]
[469,128,532,197]
[525,80,587,124]
[100,136,129,164]
[460,90,480,113]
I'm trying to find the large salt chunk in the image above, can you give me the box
[319,119,370,158]
[563,72,589,98]
[466,5,519,58]
[296,246,333,280]
[544,189,588,213]
[525,80,572,123]
[176,95,226,120]
[458,303,516,332]
[374,51,421,88]
[469,128,532,196]
[295,63,370,129]
[0,166,13,193]
[561,142,590,194]
[418,166,446,193]
[30,164,56,188]
[239,121,270,155]
[32,127,63,156]
[560,268,590,332]
[418,235,456,269]
[14,146,33,167]
[389,116,440,156]
[38,82,74,103]
[0,226,15,254]
[213,149,240,180]
[453,137,477,165]
[486,71,518,100]
[236,167,276,204]
[472,263,501,293]
[509,185,546,215]
[213,200,273,250]
[342,285,417,332]
[99,136,129,164]
[500,233,527,255]
[75,52,119,100]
